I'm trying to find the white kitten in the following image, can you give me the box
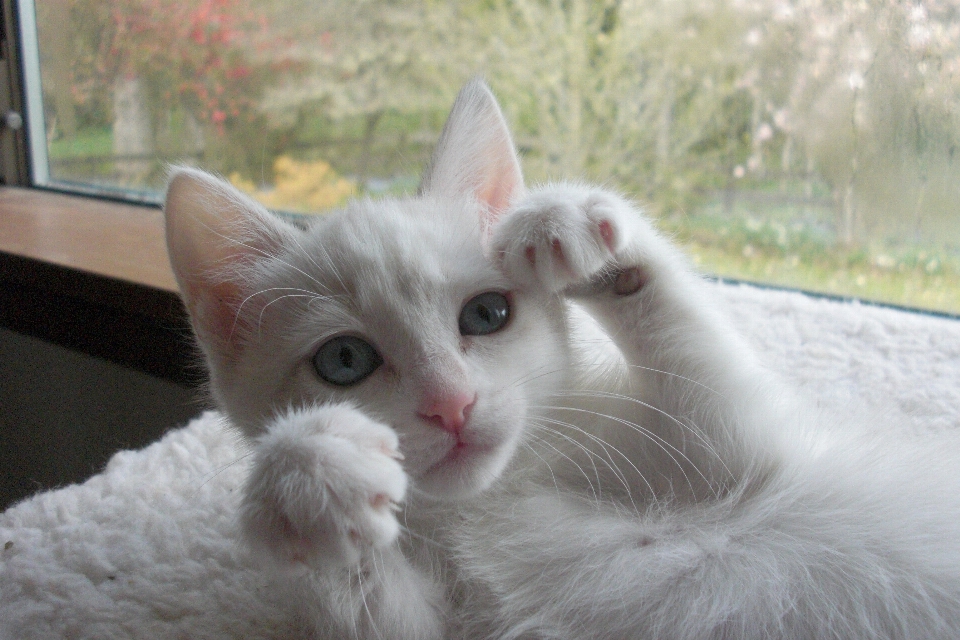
[165,79,960,639]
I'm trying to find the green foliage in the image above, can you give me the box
[48,128,112,159]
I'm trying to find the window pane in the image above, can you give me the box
[27,0,960,313]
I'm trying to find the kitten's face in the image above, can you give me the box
[166,79,557,499]
[214,195,568,498]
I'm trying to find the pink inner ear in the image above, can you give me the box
[478,160,521,223]
[186,278,251,359]
[420,80,525,231]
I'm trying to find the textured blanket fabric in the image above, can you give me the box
[2,282,959,639]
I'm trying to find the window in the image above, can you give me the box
[21,0,960,314]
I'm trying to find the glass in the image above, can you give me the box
[24,0,960,313]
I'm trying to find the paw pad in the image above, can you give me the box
[614,266,646,296]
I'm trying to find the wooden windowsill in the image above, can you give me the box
[0,186,177,293]
[0,187,196,384]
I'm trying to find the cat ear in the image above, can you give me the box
[165,167,297,362]
[419,78,524,222]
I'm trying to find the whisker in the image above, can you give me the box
[553,389,733,486]
[522,433,595,501]
[527,425,609,499]
[518,440,563,497]
[293,234,350,296]
[371,546,387,588]
[355,562,384,640]
[622,363,727,398]
[531,419,642,508]
[398,525,446,551]
[190,452,255,500]
[286,232,344,293]
[229,286,326,340]
[551,404,704,498]
[538,402,720,500]
[240,285,330,308]
[533,419,634,497]
[498,362,566,394]
[255,292,334,333]
[200,220,329,293]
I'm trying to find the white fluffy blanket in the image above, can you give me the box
[3,283,960,639]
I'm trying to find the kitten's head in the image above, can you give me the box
[164,80,569,499]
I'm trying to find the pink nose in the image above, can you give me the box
[418,392,477,435]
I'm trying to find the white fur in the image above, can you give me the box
[158,79,960,638]
[241,404,407,569]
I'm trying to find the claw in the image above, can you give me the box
[370,494,403,514]
[380,443,404,460]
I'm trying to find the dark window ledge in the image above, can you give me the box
[0,187,198,385]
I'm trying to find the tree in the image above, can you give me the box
[54,0,297,184]
[465,0,761,212]
[257,0,466,184]
[757,0,960,244]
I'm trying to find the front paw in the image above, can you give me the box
[240,404,407,569]
[492,184,644,295]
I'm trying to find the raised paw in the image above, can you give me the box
[240,403,407,570]
[492,184,643,295]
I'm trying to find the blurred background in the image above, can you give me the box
[33,0,960,313]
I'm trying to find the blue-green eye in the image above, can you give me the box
[313,336,383,386]
[459,292,510,336]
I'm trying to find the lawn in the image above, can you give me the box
[684,241,960,315]
[666,198,960,316]
[48,128,112,159]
